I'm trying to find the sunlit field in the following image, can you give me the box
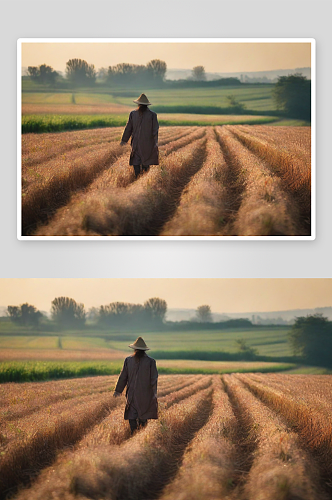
[21,125,311,237]
[1,374,331,499]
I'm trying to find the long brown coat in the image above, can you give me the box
[115,353,158,420]
[121,108,159,166]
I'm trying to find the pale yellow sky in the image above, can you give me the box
[21,42,311,73]
[0,279,330,313]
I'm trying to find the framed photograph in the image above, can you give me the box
[1,278,332,498]
[17,38,315,240]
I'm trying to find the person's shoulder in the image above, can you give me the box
[148,108,157,117]
[146,354,156,362]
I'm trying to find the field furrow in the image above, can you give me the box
[22,142,125,235]
[35,135,207,236]
[159,377,238,500]
[228,125,311,225]
[161,128,230,236]
[14,387,213,500]
[223,374,326,500]
[21,125,312,237]
[0,379,116,423]
[234,125,311,155]
[245,374,332,415]
[216,126,304,236]
[237,374,332,497]
[0,393,120,499]
[22,128,123,169]
[73,376,211,451]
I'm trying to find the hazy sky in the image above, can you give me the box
[0,279,330,313]
[21,42,311,73]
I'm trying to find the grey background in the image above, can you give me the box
[1,0,331,278]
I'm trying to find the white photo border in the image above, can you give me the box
[17,38,316,241]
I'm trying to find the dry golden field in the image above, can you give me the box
[21,125,311,236]
[0,373,331,500]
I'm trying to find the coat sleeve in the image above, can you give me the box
[150,358,158,396]
[121,112,133,143]
[115,358,128,393]
[152,113,159,144]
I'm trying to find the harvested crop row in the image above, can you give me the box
[235,125,311,155]
[0,375,199,487]
[74,376,211,451]
[223,374,325,500]
[0,390,118,449]
[162,375,212,408]
[0,375,205,499]
[216,127,302,236]
[22,128,123,169]
[157,375,203,397]
[245,374,332,415]
[227,125,311,219]
[21,126,183,168]
[22,142,125,235]
[237,374,332,495]
[36,136,206,236]
[32,128,206,236]
[0,375,116,408]
[160,127,205,156]
[0,392,120,499]
[158,127,194,146]
[161,128,229,235]
[159,377,239,500]
[15,387,213,500]
[73,127,204,191]
[0,378,116,422]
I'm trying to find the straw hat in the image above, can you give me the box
[128,336,150,351]
[133,93,152,106]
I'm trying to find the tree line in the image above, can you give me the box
[27,59,212,87]
[5,300,331,366]
[6,298,217,330]
[25,58,311,121]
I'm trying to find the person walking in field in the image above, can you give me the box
[113,336,158,435]
[120,93,159,178]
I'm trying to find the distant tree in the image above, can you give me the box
[226,94,246,112]
[235,338,258,360]
[196,305,212,323]
[51,297,86,329]
[98,302,146,328]
[192,66,206,81]
[87,307,99,322]
[27,64,58,85]
[97,67,108,81]
[288,314,332,366]
[65,59,96,87]
[107,63,148,85]
[27,66,39,81]
[273,73,311,120]
[146,59,167,82]
[144,297,167,324]
[7,303,42,327]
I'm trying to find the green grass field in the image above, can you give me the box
[21,113,281,133]
[22,84,277,111]
[1,324,329,381]
[21,85,310,132]
[0,360,298,383]
[0,326,292,357]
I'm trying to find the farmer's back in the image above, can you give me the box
[122,107,159,166]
